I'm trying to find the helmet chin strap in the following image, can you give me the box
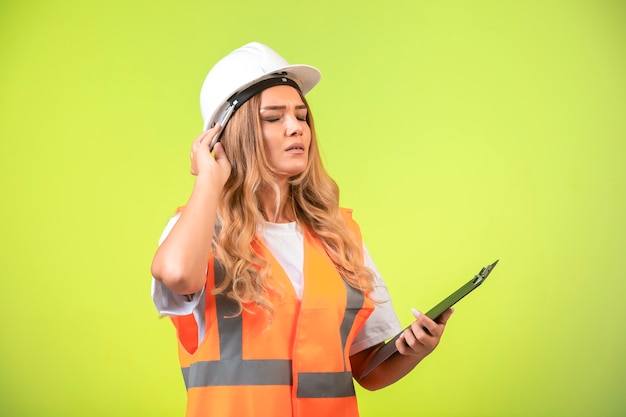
[228,75,301,111]
[210,75,302,141]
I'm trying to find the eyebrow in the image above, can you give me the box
[260,105,308,111]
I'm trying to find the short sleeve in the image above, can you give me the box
[349,244,403,355]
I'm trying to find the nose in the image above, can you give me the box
[285,115,303,136]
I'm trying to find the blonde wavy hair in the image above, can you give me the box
[213,90,375,316]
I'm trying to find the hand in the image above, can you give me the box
[395,308,453,359]
[189,125,231,186]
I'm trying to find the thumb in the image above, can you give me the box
[436,308,454,325]
[213,142,227,160]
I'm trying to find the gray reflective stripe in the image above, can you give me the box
[339,282,365,371]
[182,367,190,388]
[183,359,292,389]
[182,261,292,389]
[297,371,356,398]
[182,260,365,400]
[296,281,363,398]
[215,291,242,360]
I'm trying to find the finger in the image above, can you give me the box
[191,132,208,156]
[411,308,435,336]
[395,332,417,355]
[436,308,454,326]
[190,132,211,176]
[190,147,198,175]
[403,325,427,352]
[201,124,222,147]
[190,127,219,167]
[213,141,227,159]
[192,126,218,151]
[409,319,433,341]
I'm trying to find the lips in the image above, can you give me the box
[285,143,305,152]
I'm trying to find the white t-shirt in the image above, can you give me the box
[151,213,402,355]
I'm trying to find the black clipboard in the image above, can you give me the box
[360,260,499,378]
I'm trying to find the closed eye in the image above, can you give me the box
[261,114,307,123]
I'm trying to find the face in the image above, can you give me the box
[259,85,311,180]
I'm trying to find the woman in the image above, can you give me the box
[151,42,453,417]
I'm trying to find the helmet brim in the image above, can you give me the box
[202,63,321,131]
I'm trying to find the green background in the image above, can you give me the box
[1,0,625,416]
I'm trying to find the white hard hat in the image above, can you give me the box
[200,42,322,132]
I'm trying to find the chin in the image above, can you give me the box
[278,167,306,180]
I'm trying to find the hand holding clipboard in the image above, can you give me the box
[360,260,499,378]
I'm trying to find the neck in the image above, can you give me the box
[258,181,295,223]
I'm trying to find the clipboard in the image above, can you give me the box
[360,260,499,378]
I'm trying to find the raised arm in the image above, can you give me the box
[151,126,231,295]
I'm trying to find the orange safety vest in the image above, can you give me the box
[169,209,374,417]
